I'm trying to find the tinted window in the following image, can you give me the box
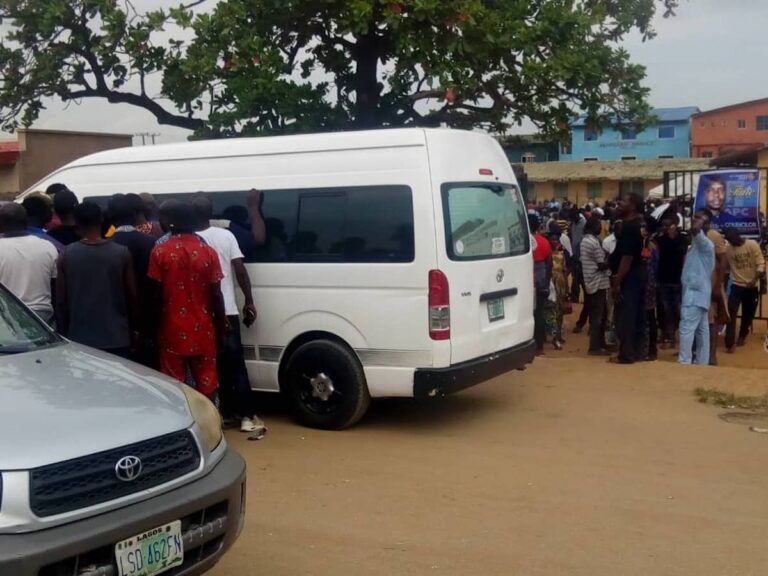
[442,183,529,261]
[292,187,414,263]
[345,187,414,262]
[90,186,414,264]
[296,194,346,260]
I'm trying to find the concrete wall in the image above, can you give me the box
[561,121,692,162]
[17,129,132,193]
[529,179,660,204]
[692,100,768,158]
[0,163,20,198]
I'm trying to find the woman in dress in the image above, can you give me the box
[546,221,569,350]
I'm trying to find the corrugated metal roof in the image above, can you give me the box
[523,158,710,182]
[571,107,700,127]
[692,98,768,119]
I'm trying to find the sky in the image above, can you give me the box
[21,0,768,144]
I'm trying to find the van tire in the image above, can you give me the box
[283,339,370,430]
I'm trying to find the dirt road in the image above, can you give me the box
[211,341,768,576]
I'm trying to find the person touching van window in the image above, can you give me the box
[192,193,266,436]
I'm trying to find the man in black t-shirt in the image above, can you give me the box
[655,215,689,347]
[108,194,158,367]
[48,188,81,246]
[610,193,647,364]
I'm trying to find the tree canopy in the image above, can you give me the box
[0,0,680,138]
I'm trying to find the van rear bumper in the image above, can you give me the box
[413,339,536,398]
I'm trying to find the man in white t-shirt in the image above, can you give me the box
[0,203,58,323]
[192,194,266,437]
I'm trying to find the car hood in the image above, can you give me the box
[0,342,193,470]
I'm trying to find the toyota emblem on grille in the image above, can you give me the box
[115,455,142,482]
[496,269,504,283]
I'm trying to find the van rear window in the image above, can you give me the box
[442,183,529,260]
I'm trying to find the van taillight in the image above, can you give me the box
[428,269,450,340]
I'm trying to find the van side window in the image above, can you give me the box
[345,186,414,263]
[296,194,346,259]
[89,185,415,264]
[257,185,414,264]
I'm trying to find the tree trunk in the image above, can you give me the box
[353,29,380,129]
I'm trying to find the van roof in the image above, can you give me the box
[65,127,447,168]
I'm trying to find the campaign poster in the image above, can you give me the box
[693,169,761,237]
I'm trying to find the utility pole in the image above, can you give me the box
[133,132,161,145]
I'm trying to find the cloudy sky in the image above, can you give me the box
[25,0,768,144]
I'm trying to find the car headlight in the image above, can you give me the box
[180,385,223,452]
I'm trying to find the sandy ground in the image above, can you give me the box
[209,317,768,576]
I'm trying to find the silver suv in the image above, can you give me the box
[0,284,246,575]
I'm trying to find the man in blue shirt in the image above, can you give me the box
[678,211,716,365]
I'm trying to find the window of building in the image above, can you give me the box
[658,125,675,139]
[619,181,644,197]
[699,121,706,128]
[738,119,747,129]
[584,127,599,142]
[701,151,713,159]
[757,115,768,131]
[621,128,637,141]
[587,181,602,199]
[583,157,599,162]
[658,155,674,159]
[554,182,568,199]
[560,142,572,155]
[621,156,637,161]
[521,152,536,163]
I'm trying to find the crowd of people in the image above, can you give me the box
[0,185,268,438]
[527,194,766,366]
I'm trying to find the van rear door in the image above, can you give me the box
[437,182,534,364]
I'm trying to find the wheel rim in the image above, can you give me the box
[298,363,344,415]
[309,372,335,401]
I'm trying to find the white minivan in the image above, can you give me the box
[24,128,536,429]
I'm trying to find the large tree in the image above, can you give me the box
[0,0,679,137]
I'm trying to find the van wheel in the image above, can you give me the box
[283,339,370,430]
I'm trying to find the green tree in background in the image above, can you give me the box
[0,0,679,137]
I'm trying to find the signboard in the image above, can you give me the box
[693,169,761,237]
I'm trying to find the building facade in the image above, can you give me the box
[499,135,559,164]
[0,128,133,199]
[560,107,699,162]
[522,158,710,204]
[691,98,768,159]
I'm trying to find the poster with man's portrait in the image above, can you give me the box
[693,169,761,237]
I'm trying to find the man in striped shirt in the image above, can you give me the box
[581,216,611,354]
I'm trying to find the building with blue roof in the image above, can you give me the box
[560,106,700,161]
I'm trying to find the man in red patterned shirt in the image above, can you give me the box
[148,201,227,399]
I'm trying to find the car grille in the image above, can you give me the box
[30,431,200,518]
[39,500,230,576]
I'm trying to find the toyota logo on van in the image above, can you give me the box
[115,455,143,482]
[496,269,504,283]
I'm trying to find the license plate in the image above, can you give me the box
[115,520,184,576]
[487,298,505,322]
